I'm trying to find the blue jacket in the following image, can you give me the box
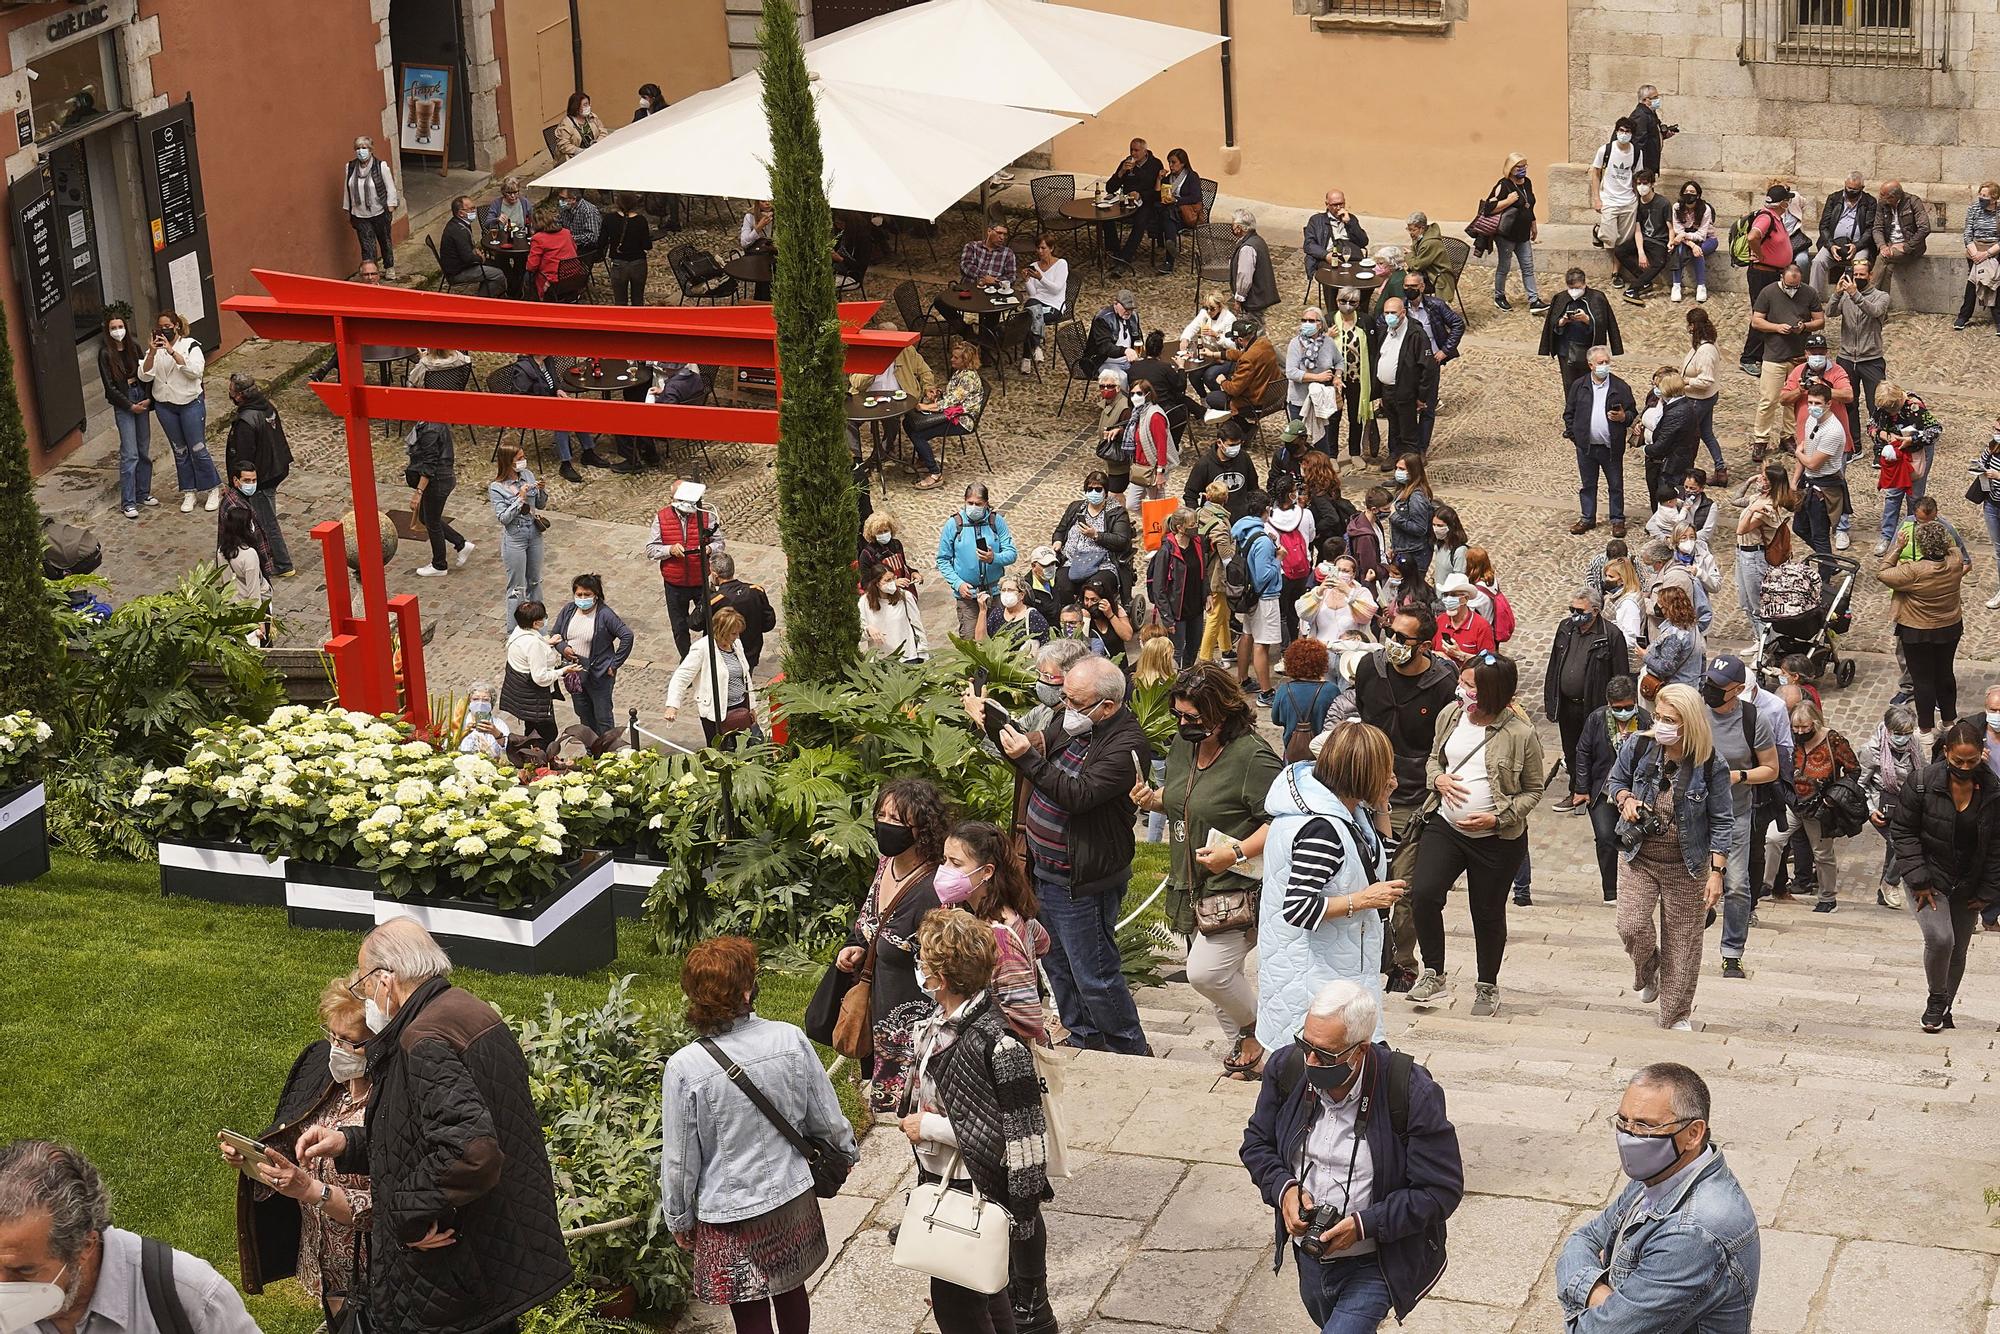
[1555,1149,1760,1333]
[1605,732,1735,878]
[1230,514,1283,598]
[551,599,634,680]
[1240,1042,1463,1322]
[936,508,1017,595]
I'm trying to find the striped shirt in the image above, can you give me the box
[1280,813,1382,930]
[1025,734,1090,882]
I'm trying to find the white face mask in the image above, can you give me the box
[1567,286,1586,300]
[514,459,529,474]
[874,531,894,545]
[1000,590,1022,609]
[364,998,390,1033]
[1677,539,1696,555]
[329,1044,368,1082]
[1062,706,1095,736]
[0,1281,66,1334]
[580,102,592,117]
[108,326,125,342]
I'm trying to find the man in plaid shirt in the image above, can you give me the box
[960,221,1019,285]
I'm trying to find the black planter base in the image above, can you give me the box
[0,782,48,885]
[610,855,669,920]
[285,859,380,933]
[386,852,616,975]
[159,838,285,907]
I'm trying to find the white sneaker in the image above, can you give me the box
[456,540,475,568]
[414,565,447,577]
[180,492,195,513]
[1636,982,1660,1004]
[142,495,160,507]
[1833,529,1851,550]
[1695,283,1708,302]
[1670,282,1683,302]
[1669,1019,1694,1031]
[1986,591,2000,610]
[1202,407,1233,424]
[1874,539,1891,557]
[204,488,220,512]
[122,506,139,520]
[1019,357,1033,375]
[1033,346,1045,363]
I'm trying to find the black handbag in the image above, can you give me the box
[320,1229,372,1334]
[699,1038,853,1198]
[804,956,855,1045]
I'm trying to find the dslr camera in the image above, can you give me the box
[1300,1200,1346,1258]
[1616,804,1668,853]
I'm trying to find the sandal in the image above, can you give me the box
[914,473,944,490]
[1222,1036,1265,1079]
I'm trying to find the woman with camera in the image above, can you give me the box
[1606,682,1733,1030]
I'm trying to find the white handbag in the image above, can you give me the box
[892,1154,1013,1294]
[1031,1040,1074,1180]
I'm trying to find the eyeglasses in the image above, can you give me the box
[346,966,390,1001]
[1062,694,1099,713]
[1606,1113,1695,1136]
[1170,708,1204,726]
[323,1028,369,1050]
[1294,1032,1363,1065]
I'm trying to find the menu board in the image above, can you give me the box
[17,190,62,320]
[151,118,196,250]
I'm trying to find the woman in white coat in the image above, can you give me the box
[665,606,760,748]
[1254,720,1407,1052]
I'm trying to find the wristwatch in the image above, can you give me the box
[1229,839,1246,865]
[316,1181,333,1211]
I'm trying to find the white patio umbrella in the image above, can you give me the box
[538,74,1078,221]
[803,0,1223,116]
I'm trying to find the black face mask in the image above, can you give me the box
[1700,681,1729,710]
[1304,1049,1362,1094]
[874,821,915,857]
[1949,763,1983,780]
[1177,722,1213,744]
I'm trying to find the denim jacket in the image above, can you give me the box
[660,1014,856,1230]
[1605,733,1734,878]
[1555,1150,1760,1333]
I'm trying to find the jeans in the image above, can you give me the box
[1720,805,1755,958]
[1837,355,1884,421]
[569,673,615,734]
[1192,362,1231,397]
[501,529,543,624]
[1589,799,1621,899]
[246,486,292,574]
[1295,1253,1393,1334]
[1145,758,1167,842]
[552,431,595,464]
[417,478,467,569]
[1035,872,1148,1054]
[1023,300,1060,353]
[351,211,394,268]
[1690,394,1723,469]
[1985,501,2000,587]
[1512,848,1532,893]
[115,407,154,509]
[1667,236,1717,285]
[908,419,966,476]
[1794,479,1846,556]
[1575,443,1625,522]
[1879,488,1910,543]
[1493,238,1537,303]
[1899,624,1962,731]
[1912,892,1978,1001]
[154,398,219,493]
[607,256,647,304]
[451,264,507,297]
[1734,543,1769,643]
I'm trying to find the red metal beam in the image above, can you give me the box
[309,383,788,443]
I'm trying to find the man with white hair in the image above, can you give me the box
[1229,209,1279,319]
[1810,172,1876,292]
[1239,979,1463,1331]
[297,920,570,1334]
[1557,1063,1760,1330]
[1629,83,1675,177]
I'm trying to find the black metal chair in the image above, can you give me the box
[543,256,590,304]
[410,358,481,453]
[483,364,547,471]
[541,124,563,163]
[1031,174,1089,242]
[669,243,735,305]
[892,280,951,356]
[574,241,609,301]
[426,235,484,297]
[1175,178,1219,284]
[971,311,1035,391]
[1435,236,1472,317]
[948,381,995,471]
[1053,324,1094,416]
[1239,374,1288,443]
[1196,221,1236,291]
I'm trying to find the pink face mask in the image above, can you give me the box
[933,863,981,906]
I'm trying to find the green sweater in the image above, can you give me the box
[1162,730,1284,934]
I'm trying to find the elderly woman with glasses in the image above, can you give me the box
[221,973,374,1311]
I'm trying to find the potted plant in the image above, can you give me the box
[132,721,287,905]
[0,711,53,884]
[538,750,681,918]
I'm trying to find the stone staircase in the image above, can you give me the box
[685,797,2000,1332]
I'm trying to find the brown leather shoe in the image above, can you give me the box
[1570,518,1597,535]
[1611,520,1628,537]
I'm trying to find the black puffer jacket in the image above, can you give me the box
[237,1041,339,1293]
[913,994,1049,1239]
[336,979,570,1334]
[1888,760,2000,907]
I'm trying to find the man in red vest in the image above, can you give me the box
[646,480,725,656]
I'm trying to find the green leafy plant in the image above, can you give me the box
[0,294,64,724]
[517,977,690,1316]
[519,1283,645,1334]
[0,710,53,791]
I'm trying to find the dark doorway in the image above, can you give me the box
[45,140,105,342]
[389,0,472,169]
[812,0,922,35]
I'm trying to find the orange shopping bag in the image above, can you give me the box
[1140,497,1178,551]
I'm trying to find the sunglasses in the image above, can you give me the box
[1295,1032,1363,1065]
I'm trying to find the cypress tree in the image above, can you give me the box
[759,0,859,686]
[0,298,65,719]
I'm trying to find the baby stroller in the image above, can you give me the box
[1755,550,1858,688]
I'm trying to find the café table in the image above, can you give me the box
[562,358,656,471]
[1313,261,1392,314]
[361,345,418,386]
[933,284,1026,370]
[1059,196,1140,270]
[847,388,917,492]
[484,234,532,298]
[724,251,773,300]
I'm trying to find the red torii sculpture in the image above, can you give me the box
[222,271,917,729]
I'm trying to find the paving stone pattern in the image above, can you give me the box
[29,204,2000,1329]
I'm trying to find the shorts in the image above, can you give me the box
[1246,595,1282,646]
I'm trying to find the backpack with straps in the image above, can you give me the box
[1274,525,1311,581]
[1223,530,1271,614]
[1476,582,1515,643]
[141,1237,196,1334]
[1727,212,1758,267]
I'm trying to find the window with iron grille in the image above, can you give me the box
[1742,0,1949,67]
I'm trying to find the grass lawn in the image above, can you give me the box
[0,843,1173,1334]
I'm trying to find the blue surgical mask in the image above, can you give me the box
[1511,168,1527,180]
[1987,711,2000,731]
[469,700,493,715]
[1083,489,1105,505]
[237,481,256,496]
[1807,354,1828,370]
[1384,312,1402,330]
[1649,97,1662,111]
[963,504,988,523]
[1441,594,1461,612]
[1220,444,1241,460]
[574,595,596,610]
[1300,320,1320,337]
[1616,131,1632,145]
[1808,404,1826,421]
[1610,705,1638,721]
[1591,363,1610,382]
[1393,468,1409,484]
